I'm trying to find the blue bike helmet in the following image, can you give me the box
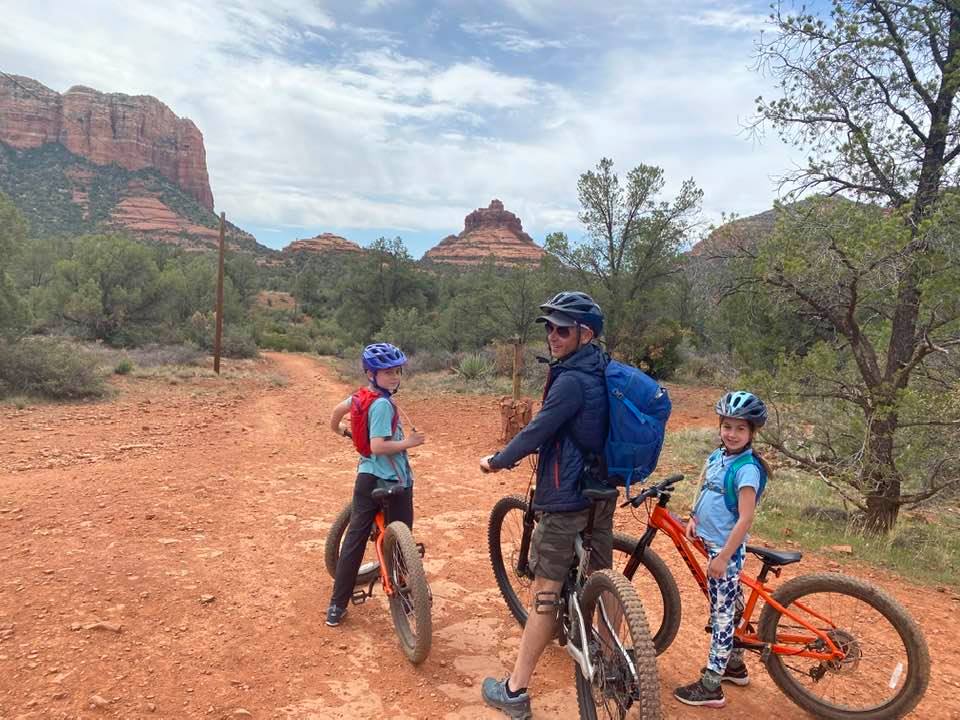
[536,291,604,336]
[715,391,768,428]
[361,343,407,372]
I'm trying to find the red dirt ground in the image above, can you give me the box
[0,353,957,719]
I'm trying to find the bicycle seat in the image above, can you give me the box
[746,545,803,566]
[371,484,407,502]
[583,488,619,503]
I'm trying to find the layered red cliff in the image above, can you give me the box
[424,199,545,266]
[0,74,213,210]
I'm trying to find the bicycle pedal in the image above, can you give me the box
[350,589,371,605]
[416,542,426,558]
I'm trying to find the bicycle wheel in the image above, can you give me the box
[383,521,432,664]
[488,494,534,626]
[323,502,380,587]
[612,532,681,656]
[574,569,662,720]
[758,573,930,720]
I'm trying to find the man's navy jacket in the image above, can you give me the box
[489,342,608,512]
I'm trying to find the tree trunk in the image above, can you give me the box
[861,413,902,534]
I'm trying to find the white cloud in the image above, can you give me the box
[680,7,769,33]
[460,21,566,53]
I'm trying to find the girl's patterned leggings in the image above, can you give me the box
[706,544,745,675]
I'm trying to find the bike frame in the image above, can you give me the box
[371,510,396,596]
[625,492,846,663]
[513,487,636,685]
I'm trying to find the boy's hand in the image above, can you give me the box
[479,455,500,473]
[405,430,426,449]
[684,515,697,541]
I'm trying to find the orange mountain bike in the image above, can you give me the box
[324,484,432,664]
[613,473,929,719]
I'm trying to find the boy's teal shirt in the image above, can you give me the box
[356,396,412,486]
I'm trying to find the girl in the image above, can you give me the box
[675,391,773,709]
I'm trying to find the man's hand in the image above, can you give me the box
[404,430,426,449]
[479,455,500,474]
[684,515,698,541]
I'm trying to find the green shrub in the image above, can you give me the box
[220,327,259,359]
[258,331,312,352]
[114,357,134,375]
[457,353,493,380]
[0,337,105,399]
[314,337,341,356]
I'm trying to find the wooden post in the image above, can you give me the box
[512,337,522,401]
[213,212,225,375]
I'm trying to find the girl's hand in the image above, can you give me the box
[707,554,729,580]
[684,515,697,541]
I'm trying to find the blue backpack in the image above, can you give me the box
[709,449,767,518]
[604,360,672,496]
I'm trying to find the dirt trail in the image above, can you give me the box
[0,353,956,719]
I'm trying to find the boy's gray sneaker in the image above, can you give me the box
[481,676,532,720]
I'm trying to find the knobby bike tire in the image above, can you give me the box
[757,573,930,720]
[574,569,663,720]
[613,532,682,656]
[323,501,381,587]
[488,495,534,626]
[383,521,432,664]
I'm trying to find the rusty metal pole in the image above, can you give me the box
[213,212,225,374]
[512,337,522,401]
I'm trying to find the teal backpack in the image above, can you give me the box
[711,449,767,518]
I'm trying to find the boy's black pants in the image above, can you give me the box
[330,472,414,610]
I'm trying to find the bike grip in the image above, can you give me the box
[662,473,685,483]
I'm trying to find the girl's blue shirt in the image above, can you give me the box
[692,447,762,549]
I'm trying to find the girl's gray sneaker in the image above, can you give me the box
[481,676,532,720]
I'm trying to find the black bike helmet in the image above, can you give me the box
[715,391,768,428]
[536,291,604,335]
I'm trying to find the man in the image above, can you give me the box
[479,290,612,720]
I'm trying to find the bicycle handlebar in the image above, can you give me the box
[620,473,685,508]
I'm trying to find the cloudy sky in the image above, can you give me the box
[1,0,805,256]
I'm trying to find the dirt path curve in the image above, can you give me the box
[0,352,956,719]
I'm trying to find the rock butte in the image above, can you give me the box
[0,74,213,210]
[283,233,364,255]
[424,199,545,266]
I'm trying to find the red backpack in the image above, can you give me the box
[349,387,398,457]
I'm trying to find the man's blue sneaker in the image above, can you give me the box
[325,605,348,627]
[481,676,532,720]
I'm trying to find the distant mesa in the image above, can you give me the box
[283,232,364,255]
[0,74,213,210]
[423,199,545,266]
[687,208,778,257]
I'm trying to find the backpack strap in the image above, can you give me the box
[723,453,766,518]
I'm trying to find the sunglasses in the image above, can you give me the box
[544,322,575,338]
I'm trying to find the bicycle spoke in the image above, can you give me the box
[769,589,914,712]
[588,591,639,720]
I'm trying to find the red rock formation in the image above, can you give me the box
[424,199,545,266]
[283,233,364,255]
[0,74,213,210]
